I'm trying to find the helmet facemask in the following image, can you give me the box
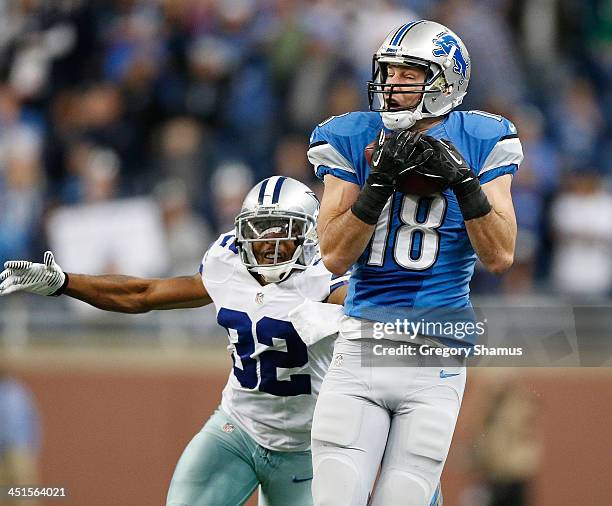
[235,209,318,283]
[368,56,451,130]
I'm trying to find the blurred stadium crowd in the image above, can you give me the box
[0,0,611,296]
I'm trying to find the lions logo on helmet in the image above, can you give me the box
[234,176,320,284]
[432,32,469,85]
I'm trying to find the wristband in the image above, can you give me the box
[351,173,394,225]
[50,272,69,296]
[452,177,492,221]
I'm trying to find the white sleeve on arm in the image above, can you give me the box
[288,299,344,346]
[289,265,350,346]
[478,136,523,184]
[308,142,361,185]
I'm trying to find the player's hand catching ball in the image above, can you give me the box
[418,136,492,220]
[0,251,68,296]
[368,129,433,185]
[417,136,473,189]
[353,129,434,225]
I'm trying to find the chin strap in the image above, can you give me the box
[250,245,306,283]
[252,263,292,283]
[381,100,425,130]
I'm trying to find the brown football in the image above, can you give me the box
[364,140,445,196]
[395,170,447,196]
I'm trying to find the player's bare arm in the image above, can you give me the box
[416,136,516,273]
[420,136,516,273]
[0,251,212,313]
[65,273,211,313]
[318,175,372,275]
[465,175,516,273]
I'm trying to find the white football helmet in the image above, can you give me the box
[234,176,319,283]
[368,20,471,130]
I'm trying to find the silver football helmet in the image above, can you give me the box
[368,20,471,130]
[234,176,320,283]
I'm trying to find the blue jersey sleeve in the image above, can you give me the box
[479,163,518,185]
[432,111,523,185]
[461,111,523,182]
[308,112,383,187]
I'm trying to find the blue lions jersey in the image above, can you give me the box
[308,110,523,344]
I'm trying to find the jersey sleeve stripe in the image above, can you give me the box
[308,143,356,175]
[330,270,350,294]
[499,133,519,141]
[330,274,350,285]
[429,484,441,506]
[315,166,359,184]
[219,233,238,254]
[330,279,349,293]
[479,138,523,174]
[479,164,518,184]
[309,140,328,148]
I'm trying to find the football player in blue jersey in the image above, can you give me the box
[307,20,522,506]
[0,177,353,506]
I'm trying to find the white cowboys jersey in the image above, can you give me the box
[200,232,347,452]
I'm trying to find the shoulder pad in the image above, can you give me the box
[308,112,382,185]
[311,112,381,139]
[461,110,516,140]
[449,111,523,175]
[200,231,238,284]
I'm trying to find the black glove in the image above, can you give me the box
[352,129,432,225]
[417,136,492,221]
[369,129,432,183]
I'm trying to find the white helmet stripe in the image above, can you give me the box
[260,175,282,206]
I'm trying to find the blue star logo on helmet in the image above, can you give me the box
[432,32,469,84]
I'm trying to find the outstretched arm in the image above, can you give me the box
[64,273,211,313]
[0,251,212,313]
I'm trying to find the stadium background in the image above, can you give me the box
[0,0,611,505]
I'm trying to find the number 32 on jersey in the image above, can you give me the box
[217,309,311,397]
[368,194,447,270]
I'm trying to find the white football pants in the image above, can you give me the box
[311,334,465,506]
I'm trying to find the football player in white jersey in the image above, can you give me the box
[0,176,349,506]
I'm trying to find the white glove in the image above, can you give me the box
[0,251,67,296]
[288,299,345,346]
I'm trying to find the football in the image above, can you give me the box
[364,140,446,196]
